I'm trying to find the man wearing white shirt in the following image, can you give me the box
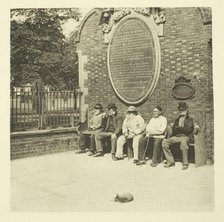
[115,106,145,163]
[136,106,167,166]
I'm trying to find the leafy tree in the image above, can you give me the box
[11,8,81,89]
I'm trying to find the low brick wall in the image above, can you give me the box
[10,127,79,160]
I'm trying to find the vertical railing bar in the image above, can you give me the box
[45,89,48,129]
[23,88,26,130]
[56,90,59,128]
[24,89,27,130]
[67,89,70,126]
[15,88,18,131]
[51,90,53,128]
[75,88,78,124]
[74,88,76,125]
[48,89,51,127]
[64,89,68,126]
[64,89,68,127]
[65,89,67,126]
[38,91,41,130]
[74,88,77,125]
[27,89,30,130]
[11,87,14,132]
[69,88,71,126]
[19,88,22,131]
[58,90,60,127]
[53,91,55,128]
[59,90,65,126]
[23,88,25,130]
[56,90,58,127]
[31,87,34,129]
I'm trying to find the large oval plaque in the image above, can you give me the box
[108,15,161,104]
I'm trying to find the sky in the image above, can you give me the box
[62,8,92,38]
[11,8,93,38]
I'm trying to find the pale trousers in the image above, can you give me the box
[115,134,143,160]
[162,136,190,165]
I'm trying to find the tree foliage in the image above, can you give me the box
[11,8,81,89]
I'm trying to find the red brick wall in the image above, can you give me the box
[11,130,79,160]
[77,8,213,161]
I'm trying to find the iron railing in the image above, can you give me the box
[10,86,81,132]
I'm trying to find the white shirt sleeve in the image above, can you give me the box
[122,117,128,134]
[154,116,167,135]
[133,115,145,135]
[146,116,167,135]
[146,119,153,134]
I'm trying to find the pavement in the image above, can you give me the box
[11,151,214,212]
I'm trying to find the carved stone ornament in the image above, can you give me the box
[171,76,195,100]
[99,7,166,35]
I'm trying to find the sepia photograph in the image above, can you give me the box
[9,6,215,213]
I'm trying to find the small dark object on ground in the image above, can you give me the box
[114,193,134,203]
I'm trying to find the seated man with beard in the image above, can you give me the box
[115,106,145,163]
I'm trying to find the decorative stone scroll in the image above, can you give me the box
[100,7,165,36]
[171,76,195,100]
[107,14,161,105]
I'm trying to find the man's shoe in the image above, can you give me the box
[133,159,138,164]
[136,160,146,165]
[150,162,158,167]
[93,152,104,157]
[182,164,189,170]
[113,157,123,161]
[75,150,86,154]
[85,148,90,152]
[87,151,94,156]
[164,162,175,168]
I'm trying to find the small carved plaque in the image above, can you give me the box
[171,77,195,100]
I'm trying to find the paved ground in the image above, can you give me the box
[11,151,214,212]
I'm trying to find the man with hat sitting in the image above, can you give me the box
[75,103,106,154]
[93,103,123,158]
[162,102,194,170]
[115,106,145,163]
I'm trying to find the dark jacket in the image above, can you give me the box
[104,113,123,136]
[172,114,194,141]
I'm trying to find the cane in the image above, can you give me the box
[139,136,150,166]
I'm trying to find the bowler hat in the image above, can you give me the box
[94,103,103,110]
[107,103,117,110]
[177,102,188,111]
[127,106,137,112]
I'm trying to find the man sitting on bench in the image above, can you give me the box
[162,102,194,170]
[93,103,123,158]
[115,106,145,163]
[136,105,167,167]
[75,103,106,154]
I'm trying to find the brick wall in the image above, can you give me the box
[76,8,213,162]
[11,128,79,160]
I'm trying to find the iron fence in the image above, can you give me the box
[10,86,81,132]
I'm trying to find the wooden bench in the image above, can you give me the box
[127,117,206,167]
[126,137,195,163]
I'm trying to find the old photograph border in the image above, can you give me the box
[1,0,224,221]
